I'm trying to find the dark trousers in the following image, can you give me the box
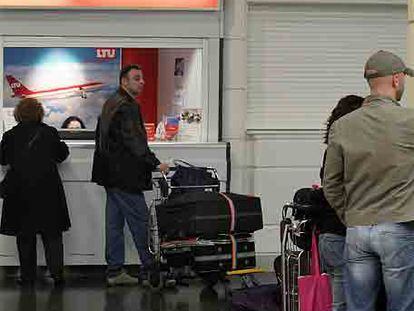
[16,232,64,281]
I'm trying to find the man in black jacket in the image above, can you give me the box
[92,64,168,287]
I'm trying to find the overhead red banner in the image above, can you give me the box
[0,0,219,10]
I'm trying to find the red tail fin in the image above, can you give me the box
[6,75,32,98]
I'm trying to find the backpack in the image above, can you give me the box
[284,187,329,251]
[292,187,329,220]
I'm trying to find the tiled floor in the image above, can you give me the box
[0,270,277,311]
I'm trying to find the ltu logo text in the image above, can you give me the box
[96,48,116,59]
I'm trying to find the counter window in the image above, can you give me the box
[2,47,204,142]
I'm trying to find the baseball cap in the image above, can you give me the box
[364,50,414,79]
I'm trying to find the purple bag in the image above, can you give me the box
[230,284,282,311]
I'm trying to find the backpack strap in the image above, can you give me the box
[27,128,41,150]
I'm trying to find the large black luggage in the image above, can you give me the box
[161,235,256,274]
[156,192,263,239]
[193,235,256,273]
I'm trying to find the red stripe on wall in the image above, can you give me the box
[121,48,158,124]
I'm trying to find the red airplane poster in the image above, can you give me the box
[3,47,120,130]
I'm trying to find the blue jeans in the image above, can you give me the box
[345,222,414,311]
[319,233,346,311]
[105,189,153,276]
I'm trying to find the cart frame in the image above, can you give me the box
[281,203,312,311]
[147,160,223,287]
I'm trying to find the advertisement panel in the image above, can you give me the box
[3,47,120,131]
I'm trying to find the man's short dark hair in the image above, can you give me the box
[119,64,142,84]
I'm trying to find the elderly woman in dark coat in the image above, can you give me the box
[0,98,70,286]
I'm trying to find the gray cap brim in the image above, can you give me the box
[404,67,414,77]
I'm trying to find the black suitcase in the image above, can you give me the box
[193,235,256,274]
[157,192,263,239]
[161,235,256,274]
[161,239,196,268]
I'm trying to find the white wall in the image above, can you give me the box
[0,10,222,38]
[249,131,325,265]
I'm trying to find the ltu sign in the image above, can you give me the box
[96,48,116,59]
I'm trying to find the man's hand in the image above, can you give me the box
[158,163,169,173]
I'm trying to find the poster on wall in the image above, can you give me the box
[3,47,120,131]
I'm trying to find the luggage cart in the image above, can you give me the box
[281,203,312,311]
[147,160,222,287]
[148,160,263,293]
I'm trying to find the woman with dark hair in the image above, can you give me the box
[0,98,70,287]
[61,116,86,129]
[323,95,366,145]
[319,95,364,311]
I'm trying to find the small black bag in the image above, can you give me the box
[292,187,329,220]
[170,160,219,197]
[283,187,330,251]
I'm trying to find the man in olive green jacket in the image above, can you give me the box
[323,50,414,311]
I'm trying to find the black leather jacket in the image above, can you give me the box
[91,87,160,193]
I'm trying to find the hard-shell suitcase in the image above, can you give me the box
[193,235,256,274]
[157,192,263,239]
[161,239,195,268]
[161,235,256,274]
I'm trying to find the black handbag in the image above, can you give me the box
[292,187,329,220]
[170,160,220,197]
